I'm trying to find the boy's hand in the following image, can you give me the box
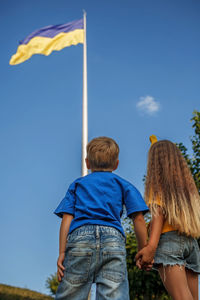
[136,257,154,271]
[136,257,142,269]
[57,253,65,282]
[135,244,156,267]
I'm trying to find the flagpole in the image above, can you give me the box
[82,10,88,176]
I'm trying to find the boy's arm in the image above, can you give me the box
[57,213,73,281]
[135,207,164,267]
[132,212,148,250]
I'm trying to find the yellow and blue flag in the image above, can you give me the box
[10,19,84,65]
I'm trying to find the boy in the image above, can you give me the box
[54,136,148,300]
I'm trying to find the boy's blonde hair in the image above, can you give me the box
[86,137,119,171]
[145,140,200,238]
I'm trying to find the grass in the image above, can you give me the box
[0,283,53,300]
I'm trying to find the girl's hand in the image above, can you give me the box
[57,253,65,282]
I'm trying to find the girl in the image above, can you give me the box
[136,136,200,300]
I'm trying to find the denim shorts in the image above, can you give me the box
[153,231,200,274]
[55,225,129,300]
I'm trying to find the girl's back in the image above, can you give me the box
[136,138,200,300]
[145,140,200,238]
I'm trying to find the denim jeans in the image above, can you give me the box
[55,225,129,300]
[153,231,200,273]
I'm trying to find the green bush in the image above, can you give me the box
[46,273,59,295]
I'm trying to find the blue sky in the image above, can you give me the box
[0,0,200,296]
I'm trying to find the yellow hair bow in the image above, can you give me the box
[149,135,158,145]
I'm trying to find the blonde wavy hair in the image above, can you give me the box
[145,140,200,238]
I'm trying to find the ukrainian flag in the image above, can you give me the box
[10,19,84,65]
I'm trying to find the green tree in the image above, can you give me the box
[177,110,200,247]
[177,110,200,193]
[45,273,59,296]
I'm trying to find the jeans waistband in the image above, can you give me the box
[69,225,125,241]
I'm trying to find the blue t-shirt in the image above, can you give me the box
[54,172,148,237]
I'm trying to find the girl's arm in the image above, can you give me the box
[135,206,164,267]
[57,214,73,281]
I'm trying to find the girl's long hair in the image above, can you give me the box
[145,140,200,238]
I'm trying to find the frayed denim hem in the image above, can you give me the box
[153,263,200,281]
[153,263,185,281]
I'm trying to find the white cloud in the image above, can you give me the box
[136,95,160,115]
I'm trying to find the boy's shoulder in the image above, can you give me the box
[70,172,138,191]
[81,172,133,183]
[111,173,136,188]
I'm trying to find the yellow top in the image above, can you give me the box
[148,195,175,234]
[162,219,175,234]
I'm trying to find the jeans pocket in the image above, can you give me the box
[102,250,126,283]
[64,249,93,284]
[157,234,183,256]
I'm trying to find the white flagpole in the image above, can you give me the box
[82,11,88,176]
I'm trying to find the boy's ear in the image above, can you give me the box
[85,158,90,170]
[113,159,119,171]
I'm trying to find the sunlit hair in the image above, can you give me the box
[145,140,200,238]
[86,136,119,171]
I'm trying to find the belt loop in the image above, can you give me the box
[96,225,100,238]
